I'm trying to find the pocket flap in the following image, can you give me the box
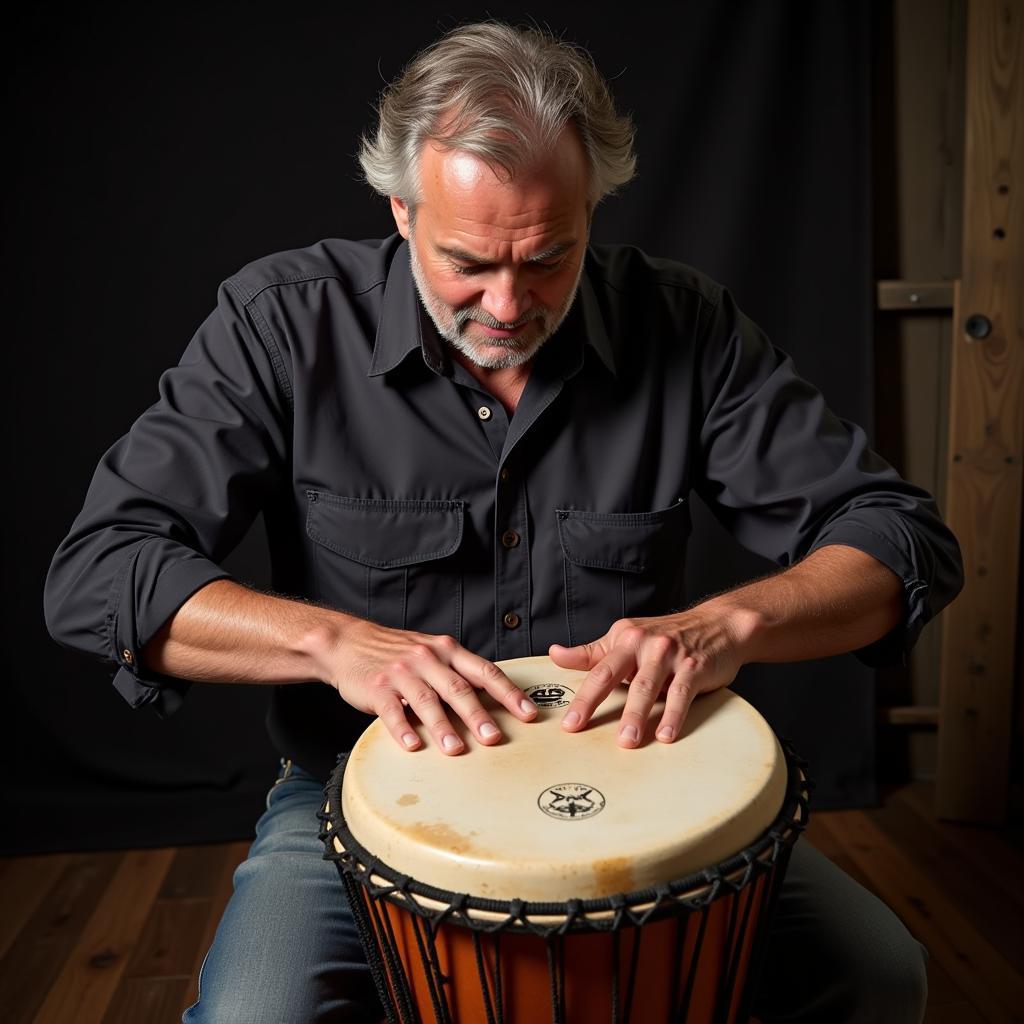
[306,492,464,568]
[556,501,689,573]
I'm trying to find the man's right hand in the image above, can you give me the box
[312,617,538,754]
[142,579,537,756]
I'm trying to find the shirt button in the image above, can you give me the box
[499,467,510,482]
[477,406,492,421]
[503,611,521,629]
[501,530,520,548]
[122,649,135,665]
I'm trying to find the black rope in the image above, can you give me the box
[492,932,504,1024]
[722,872,759,1020]
[472,931,498,1024]
[545,934,566,1024]
[611,927,620,1024]
[668,913,687,1020]
[418,914,453,1024]
[735,844,794,1024]
[367,886,416,1024]
[341,871,400,1024]
[320,742,812,1024]
[712,870,745,1024]
[621,925,643,1024]
[675,904,709,1024]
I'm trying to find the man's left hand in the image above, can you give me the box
[548,606,749,747]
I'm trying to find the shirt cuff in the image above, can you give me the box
[809,522,931,668]
[106,540,232,715]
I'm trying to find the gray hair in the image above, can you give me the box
[359,22,637,208]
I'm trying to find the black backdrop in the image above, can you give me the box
[4,1,875,854]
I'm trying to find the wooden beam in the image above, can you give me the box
[936,0,1024,822]
[877,279,956,310]
[881,705,940,726]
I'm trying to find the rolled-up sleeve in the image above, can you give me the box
[693,287,963,665]
[44,280,290,713]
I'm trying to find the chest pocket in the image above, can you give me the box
[306,492,465,639]
[556,500,690,646]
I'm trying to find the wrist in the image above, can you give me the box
[698,591,771,664]
[295,606,358,686]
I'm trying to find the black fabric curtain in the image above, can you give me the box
[4,1,873,854]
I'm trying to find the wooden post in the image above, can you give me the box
[936,0,1023,822]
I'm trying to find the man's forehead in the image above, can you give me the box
[420,128,587,194]
[415,142,587,246]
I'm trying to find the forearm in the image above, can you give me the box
[706,544,904,665]
[142,578,537,753]
[141,579,349,684]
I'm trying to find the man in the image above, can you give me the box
[45,22,961,1023]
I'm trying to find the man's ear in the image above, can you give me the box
[390,196,411,239]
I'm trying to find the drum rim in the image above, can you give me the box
[318,736,811,935]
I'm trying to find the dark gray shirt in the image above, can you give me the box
[44,235,963,778]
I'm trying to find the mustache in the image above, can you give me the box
[453,306,546,331]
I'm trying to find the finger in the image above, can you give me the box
[447,646,538,721]
[561,642,637,732]
[548,640,604,671]
[617,639,675,748]
[655,661,701,743]
[370,684,423,751]
[411,653,506,745]
[392,668,466,755]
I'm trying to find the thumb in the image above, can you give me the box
[549,641,600,669]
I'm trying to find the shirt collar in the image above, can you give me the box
[367,236,616,379]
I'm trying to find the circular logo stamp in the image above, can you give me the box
[538,783,606,820]
[525,683,575,709]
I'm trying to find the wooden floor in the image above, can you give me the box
[1,781,1022,1023]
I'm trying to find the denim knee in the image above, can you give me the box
[182,765,380,1023]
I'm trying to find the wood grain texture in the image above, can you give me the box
[177,840,248,1019]
[875,0,964,783]
[0,852,122,1024]
[0,854,71,962]
[31,848,175,1024]
[101,977,192,1024]
[1,788,1020,1023]
[937,0,1024,822]
[877,280,956,310]
[820,809,1024,1021]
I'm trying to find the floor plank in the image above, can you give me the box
[177,840,248,1019]
[123,899,211,980]
[0,854,71,961]
[820,810,1024,1023]
[897,782,1024,914]
[101,977,192,1024]
[31,848,176,1024]
[865,793,1024,974]
[924,1000,990,1024]
[1,783,1021,1024]
[0,851,123,1024]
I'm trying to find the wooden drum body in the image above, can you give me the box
[320,657,809,1024]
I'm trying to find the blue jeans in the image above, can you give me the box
[183,762,927,1023]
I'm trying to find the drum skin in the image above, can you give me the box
[329,656,801,1024]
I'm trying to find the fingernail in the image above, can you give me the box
[402,732,419,749]
[442,734,462,751]
[657,726,675,742]
[620,724,639,744]
[480,722,499,739]
[520,699,537,715]
[563,711,580,728]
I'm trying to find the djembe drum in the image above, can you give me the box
[320,657,809,1023]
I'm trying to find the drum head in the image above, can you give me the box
[342,656,787,902]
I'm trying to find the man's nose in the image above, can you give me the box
[482,271,530,324]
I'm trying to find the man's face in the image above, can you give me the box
[392,128,590,370]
